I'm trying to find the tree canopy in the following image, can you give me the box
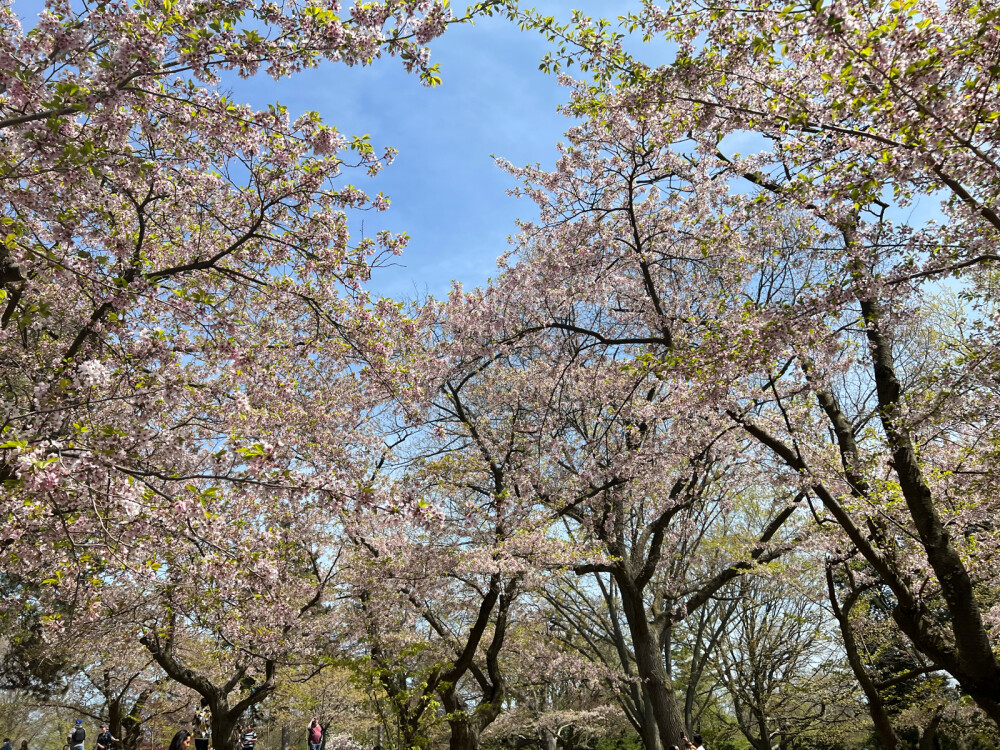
[3,1,1000,750]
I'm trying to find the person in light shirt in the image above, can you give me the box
[240,726,257,750]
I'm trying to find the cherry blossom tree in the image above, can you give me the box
[40,639,175,750]
[0,0,500,658]
[332,293,630,750]
[0,1,505,744]
[343,516,523,750]
[426,116,807,747]
[424,268,820,747]
[489,4,1000,720]
[0,0,502,602]
[134,536,341,750]
[485,695,626,750]
[339,421,555,750]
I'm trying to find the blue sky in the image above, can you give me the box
[222,2,645,300]
[10,0,639,298]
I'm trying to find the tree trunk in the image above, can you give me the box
[826,567,899,750]
[441,689,479,750]
[440,681,506,750]
[597,574,660,750]
[211,712,239,750]
[109,697,124,745]
[619,579,686,748]
[139,633,277,750]
[917,709,943,750]
[122,717,145,750]
[121,690,152,750]
[447,720,481,750]
[639,697,660,750]
[753,707,770,750]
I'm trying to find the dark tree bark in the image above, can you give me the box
[569,486,799,750]
[858,290,1000,723]
[436,580,515,750]
[617,579,687,750]
[723,180,1000,728]
[139,630,277,750]
[825,563,900,750]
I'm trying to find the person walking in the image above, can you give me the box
[18,740,27,750]
[168,731,191,750]
[96,725,119,750]
[239,726,256,750]
[68,720,87,750]
[192,698,211,750]
[306,720,322,750]
[2,737,12,750]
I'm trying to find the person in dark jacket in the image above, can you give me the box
[96,725,119,750]
[68,720,86,750]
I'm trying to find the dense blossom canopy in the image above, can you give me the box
[0,0,461,667]
[3,0,1000,748]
